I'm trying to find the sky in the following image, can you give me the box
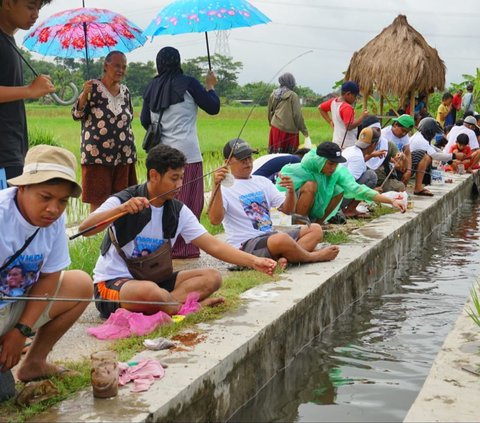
[14,0,480,95]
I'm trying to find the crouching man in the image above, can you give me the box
[79,144,277,318]
[0,146,92,393]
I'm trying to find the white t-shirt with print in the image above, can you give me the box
[92,197,206,283]
[340,145,366,180]
[382,126,410,151]
[0,188,70,309]
[221,175,286,248]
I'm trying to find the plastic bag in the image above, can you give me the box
[381,191,408,209]
[304,136,312,149]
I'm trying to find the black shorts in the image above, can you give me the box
[94,272,179,318]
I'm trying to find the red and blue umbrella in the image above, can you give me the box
[23,8,146,72]
[142,0,271,69]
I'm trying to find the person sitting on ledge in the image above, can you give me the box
[276,142,406,224]
[208,138,339,268]
[409,117,467,196]
[79,144,278,319]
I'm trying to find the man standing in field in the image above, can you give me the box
[318,81,368,149]
[0,0,56,189]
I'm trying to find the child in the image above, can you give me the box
[448,133,472,172]
[0,0,56,188]
[0,145,92,400]
[436,92,453,128]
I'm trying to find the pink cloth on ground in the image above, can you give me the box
[177,292,201,315]
[118,359,165,392]
[87,308,172,340]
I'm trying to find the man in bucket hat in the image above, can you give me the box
[0,145,92,398]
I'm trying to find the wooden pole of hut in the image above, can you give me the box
[410,92,416,117]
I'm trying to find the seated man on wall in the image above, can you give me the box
[381,114,416,187]
[0,145,93,394]
[79,144,278,319]
[409,117,466,196]
[277,142,406,224]
[340,127,382,218]
[208,139,340,268]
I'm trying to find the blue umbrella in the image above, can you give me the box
[143,0,271,69]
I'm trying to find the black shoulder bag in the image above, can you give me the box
[142,110,164,153]
[0,229,40,272]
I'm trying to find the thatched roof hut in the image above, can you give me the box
[345,14,445,113]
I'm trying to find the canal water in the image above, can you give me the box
[231,198,480,422]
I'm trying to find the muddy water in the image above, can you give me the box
[231,198,480,423]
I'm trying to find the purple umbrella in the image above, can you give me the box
[143,0,271,69]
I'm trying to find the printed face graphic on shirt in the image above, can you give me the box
[131,236,165,258]
[0,255,43,302]
[240,191,272,232]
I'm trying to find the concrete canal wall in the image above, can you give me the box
[33,172,479,422]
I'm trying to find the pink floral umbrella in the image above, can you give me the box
[23,8,146,75]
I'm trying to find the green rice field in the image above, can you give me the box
[26,103,332,225]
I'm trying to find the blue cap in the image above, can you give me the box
[341,80,360,95]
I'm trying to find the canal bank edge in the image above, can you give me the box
[32,173,480,422]
[404,297,480,423]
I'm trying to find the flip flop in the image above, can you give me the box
[414,189,434,197]
[19,366,80,383]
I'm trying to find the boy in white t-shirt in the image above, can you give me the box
[80,144,278,319]
[0,146,92,396]
[208,139,339,268]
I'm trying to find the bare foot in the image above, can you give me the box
[277,257,288,271]
[199,297,225,308]
[312,245,339,262]
[16,362,79,383]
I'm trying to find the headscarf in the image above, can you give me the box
[143,47,190,113]
[276,150,377,220]
[273,72,296,100]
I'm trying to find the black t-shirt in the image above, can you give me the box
[0,31,27,169]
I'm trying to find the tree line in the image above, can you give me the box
[20,50,325,107]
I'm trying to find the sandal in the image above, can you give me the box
[414,188,434,197]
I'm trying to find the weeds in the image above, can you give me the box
[466,282,480,328]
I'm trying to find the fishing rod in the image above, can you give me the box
[69,163,230,239]
[70,50,315,239]
[1,31,79,106]
[0,293,179,307]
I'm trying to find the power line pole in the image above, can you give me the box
[215,30,231,57]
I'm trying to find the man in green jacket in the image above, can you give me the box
[277,142,406,223]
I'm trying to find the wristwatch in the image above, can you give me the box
[14,323,35,338]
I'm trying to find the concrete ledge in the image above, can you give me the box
[32,173,479,422]
[404,300,480,422]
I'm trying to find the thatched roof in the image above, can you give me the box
[345,15,445,98]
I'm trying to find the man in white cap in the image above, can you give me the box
[443,115,479,153]
[0,145,92,399]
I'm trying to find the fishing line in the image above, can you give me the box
[0,294,179,306]
[207,49,314,212]
[71,50,314,239]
